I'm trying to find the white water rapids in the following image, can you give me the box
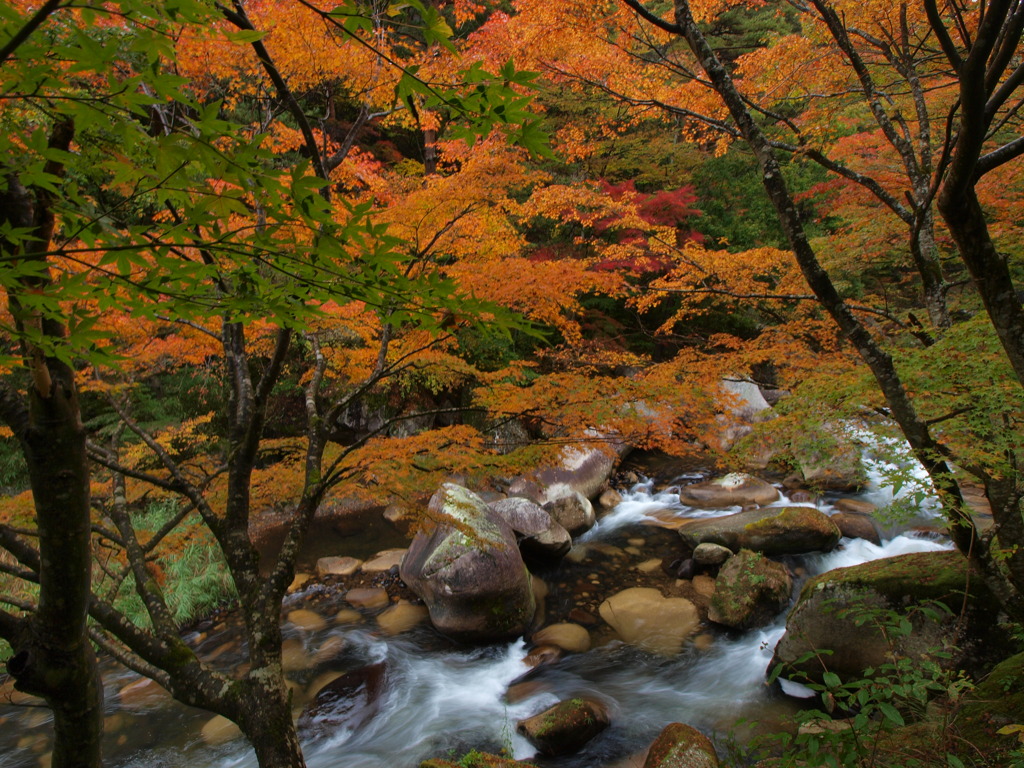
[0,471,953,768]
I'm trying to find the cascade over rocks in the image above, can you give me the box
[772,551,1006,684]
[643,722,720,768]
[488,496,571,563]
[679,506,841,556]
[708,550,792,630]
[678,473,780,508]
[516,696,610,756]
[399,484,535,642]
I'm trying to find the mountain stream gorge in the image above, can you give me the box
[0,459,953,768]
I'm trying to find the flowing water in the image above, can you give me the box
[0,468,953,768]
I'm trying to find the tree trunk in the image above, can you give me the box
[244,682,307,768]
[938,187,1024,386]
[8,369,104,768]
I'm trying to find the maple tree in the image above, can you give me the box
[0,1,551,767]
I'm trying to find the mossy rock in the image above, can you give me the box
[956,650,1024,763]
[679,506,840,556]
[773,551,1009,683]
[517,697,610,756]
[709,549,793,630]
[643,722,719,768]
[420,753,541,768]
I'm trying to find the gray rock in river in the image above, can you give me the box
[489,496,571,563]
[543,490,596,538]
[679,506,841,556]
[679,473,780,508]
[399,483,535,642]
[708,549,793,630]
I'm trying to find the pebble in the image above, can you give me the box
[335,608,363,624]
[316,556,362,577]
[633,559,662,573]
[345,587,390,609]
[361,549,407,573]
[377,601,428,635]
[287,608,328,632]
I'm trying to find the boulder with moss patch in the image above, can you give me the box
[643,722,719,768]
[772,550,1007,684]
[956,650,1024,761]
[709,550,793,630]
[679,506,840,556]
[516,697,610,756]
[400,484,535,642]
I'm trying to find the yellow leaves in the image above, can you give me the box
[636,243,801,331]
[119,413,217,476]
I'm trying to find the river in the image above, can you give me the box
[0,468,951,768]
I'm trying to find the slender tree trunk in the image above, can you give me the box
[6,365,104,768]
[1,118,104,768]
[244,678,306,768]
[938,187,1024,385]
[910,206,950,330]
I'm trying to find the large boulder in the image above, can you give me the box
[516,697,610,756]
[508,439,626,503]
[793,430,865,492]
[772,551,1006,684]
[679,506,841,556]
[712,379,773,453]
[543,491,596,538]
[643,722,719,768]
[957,651,1024,765]
[678,473,779,509]
[489,497,571,563]
[709,550,793,630]
[400,484,535,642]
[598,587,700,655]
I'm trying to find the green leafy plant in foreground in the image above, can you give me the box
[753,600,976,768]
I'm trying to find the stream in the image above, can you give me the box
[0,467,952,768]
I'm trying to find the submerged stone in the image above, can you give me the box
[599,587,699,655]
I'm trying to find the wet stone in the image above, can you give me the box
[335,608,363,624]
[288,573,313,592]
[524,645,563,667]
[313,634,347,663]
[117,676,170,710]
[568,608,598,626]
[316,556,362,577]
[377,601,429,635]
[288,608,328,632]
[200,715,242,746]
[692,575,716,598]
[345,587,390,609]
[532,622,591,653]
[361,548,407,573]
[634,558,663,573]
[281,637,312,672]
